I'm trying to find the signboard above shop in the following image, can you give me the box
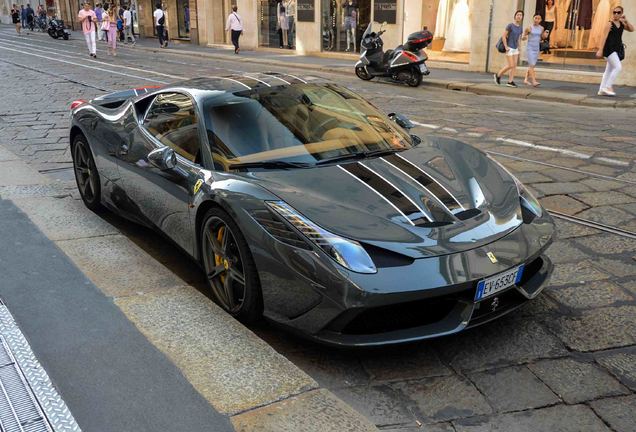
[374,0,397,24]
[297,0,315,22]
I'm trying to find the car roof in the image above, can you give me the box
[166,73,324,95]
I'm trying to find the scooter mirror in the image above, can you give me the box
[388,113,415,130]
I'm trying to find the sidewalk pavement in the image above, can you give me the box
[129,36,636,109]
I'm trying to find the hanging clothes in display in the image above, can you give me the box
[565,0,593,30]
[535,0,546,20]
[435,0,449,39]
[553,0,572,47]
[588,0,611,48]
[443,0,470,52]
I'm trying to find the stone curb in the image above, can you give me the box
[0,146,380,431]
[134,45,636,109]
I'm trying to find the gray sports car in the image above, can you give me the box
[69,73,555,346]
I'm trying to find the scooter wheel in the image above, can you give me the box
[63,34,69,40]
[407,68,423,87]
[355,66,373,81]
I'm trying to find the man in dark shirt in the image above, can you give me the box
[25,4,35,30]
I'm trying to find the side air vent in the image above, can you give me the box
[250,209,311,250]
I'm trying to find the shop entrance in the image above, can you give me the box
[258,0,297,49]
[321,0,371,53]
[523,0,606,71]
[210,0,231,44]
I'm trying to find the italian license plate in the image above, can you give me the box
[419,64,428,73]
[475,265,524,301]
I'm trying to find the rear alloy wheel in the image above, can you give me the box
[201,208,262,323]
[407,67,423,87]
[72,134,102,211]
[355,66,373,81]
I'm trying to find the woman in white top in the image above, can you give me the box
[543,0,557,53]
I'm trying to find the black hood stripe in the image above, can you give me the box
[385,154,464,212]
[340,164,431,226]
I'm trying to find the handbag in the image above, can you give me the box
[496,37,506,53]
[100,20,109,31]
[618,44,626,61]
[539,39,549,53]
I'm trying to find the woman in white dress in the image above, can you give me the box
[588,0,611,48]
[443,0,471,52]
[435,0,449,39]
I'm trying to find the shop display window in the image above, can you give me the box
[523,0,608,70]
[259,0,297,49]
[322,0,371,52]
[422,0,471,63]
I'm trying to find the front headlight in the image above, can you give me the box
[266,201,377,274]
[489,156,543,219]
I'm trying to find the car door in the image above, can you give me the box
[116,91,205,256]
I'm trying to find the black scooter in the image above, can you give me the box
[47,18,70,40]
[355,23,432,87]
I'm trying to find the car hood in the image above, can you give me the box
[242,137,523,259]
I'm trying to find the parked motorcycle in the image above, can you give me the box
[35,15,48,32]
[355,23,432,87]
[47,18,70,40]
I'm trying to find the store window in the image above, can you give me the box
[322,0,371,52]
[259,0,297,49]
[523,0,606,71]
[176,0,190,39]
[422,0,471,63]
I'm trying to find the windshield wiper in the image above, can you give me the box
[314,148,404,166]
[228,160,312,170]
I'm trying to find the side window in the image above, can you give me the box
[143,93,202,164]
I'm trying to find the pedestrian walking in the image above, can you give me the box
[523,14,547,87]
[154,3,168,48]
[78,2,97,58]
[95,3,104,41]
[20,5,26,30]
[596,6,634,97]
[278,6,289,49]
[494,10,524,88]
[117,3,125,42]
[103,3,117,56]
[11,4,21,35]
[25,4,34,31]
[226,5,243,54]
[123,5,135,44]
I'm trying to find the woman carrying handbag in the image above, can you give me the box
[596,6,634,96]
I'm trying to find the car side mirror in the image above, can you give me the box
[148,146,177,170]
[388,112,414,130]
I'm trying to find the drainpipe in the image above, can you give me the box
[484,0,494,72]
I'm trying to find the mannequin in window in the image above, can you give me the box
[565,0,592,49]
[435,0,449,39]
[443,0,471,52]
[553,0,570,47]
[278,0,295,48]
[588,0,611,49]
[342,0,357,52]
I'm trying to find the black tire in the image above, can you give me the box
[200,207,263,324]
[72,134,102,211]
[63,33,69,40]
[355,66,373,81]
[407,67,423,87]
[51,34,58,39]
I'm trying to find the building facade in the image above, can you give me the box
[192,0,636,86]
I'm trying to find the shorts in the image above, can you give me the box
[344,16,355,31]
[506,47,520,56]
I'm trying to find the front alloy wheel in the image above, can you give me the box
[201,208,262,323]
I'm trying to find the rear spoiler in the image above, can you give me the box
[90,85,162,108]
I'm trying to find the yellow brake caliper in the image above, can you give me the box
[214,226,226,283]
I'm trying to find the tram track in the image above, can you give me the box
[548,210,636,240]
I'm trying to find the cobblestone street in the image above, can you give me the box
[1,26,635,432]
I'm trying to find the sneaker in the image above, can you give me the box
[493,73,501,85]
[506,81,518,88]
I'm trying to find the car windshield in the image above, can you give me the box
[202,83,413,170]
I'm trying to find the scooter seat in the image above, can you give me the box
[383,50,394,65]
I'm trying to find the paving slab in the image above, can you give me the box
[547,306,636,352]
[283,348,369,389]
[331,384,417,427]
[528,358,629,404]
[554,219,598,239]
[391,375,492,423]
[0,160,50,186]
[595,347,636,391]
[575,234,636,255]
[547,260,610,287]
[116,286,318,415]
[12,196,119,241]
[538,195,589,214]
[590,395,636,432]
[452,404,611,432]
[0,145,19,161]
[548,280,633,310]
[469,366,559,413]
[56,234,186,297]
[360,344,452,382]
[230,389,378,432]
